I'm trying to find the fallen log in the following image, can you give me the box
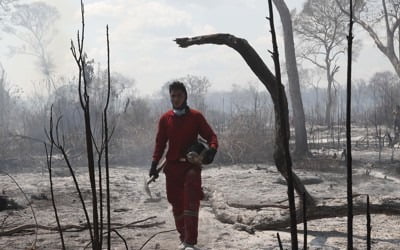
[208,191,400,231]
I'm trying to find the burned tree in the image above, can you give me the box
[45,1,118,249]
[6,1,59,91]
[174,34,314,206]
[182,75,210,113]
[267,0,298,247]
[337,0,400,78]
[294,0,355,127]
[345,0,355,247]
[273,0,310,158]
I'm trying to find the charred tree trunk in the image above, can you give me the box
[272,0,309,158]
[104,25,112,250]
[346,0,354,248]
[303,192,307,249]
[71,1,100,248]
[325,63,334,128]
[175,34,314,205]
[267,1,298,247]
[367,195,371,250]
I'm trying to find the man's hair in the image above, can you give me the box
[169,81,187,96]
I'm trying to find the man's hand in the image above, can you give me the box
[202,147,217,165]
[149,161,159,180]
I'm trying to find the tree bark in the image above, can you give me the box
[345,1,355,247]
[272,0,309,158]
[175,33,314,204]
[325,70,333,127]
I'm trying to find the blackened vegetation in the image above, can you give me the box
[267,0,298,248]
[0,195,22,211]
[367,195,371,250]
[345,0,354,248]
[303,192,307,250]
[44,1,120,249]
[277,232,283,250]
[45,115,65,250]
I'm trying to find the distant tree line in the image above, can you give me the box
[1,67,399,171]
[1,0,400,171]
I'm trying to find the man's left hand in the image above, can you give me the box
[202,147,217,165]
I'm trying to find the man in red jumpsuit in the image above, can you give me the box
[150,81,218,250]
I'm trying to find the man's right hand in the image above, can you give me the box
[149,161,159,180]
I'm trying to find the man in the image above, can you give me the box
[150,81,218,250]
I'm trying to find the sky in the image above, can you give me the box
[0,0,396,98]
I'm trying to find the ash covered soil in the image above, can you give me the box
[1,150,400,249]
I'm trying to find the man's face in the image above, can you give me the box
[170,89,186,108]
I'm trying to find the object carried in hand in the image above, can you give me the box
[202,147,217,165]
[148,158,166,184]
[145,158,167,198]
[186,139,217,165]
[149,161,159,180]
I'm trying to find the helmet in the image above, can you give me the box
[186,139,209,165]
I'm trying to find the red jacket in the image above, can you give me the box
[152,109,218,162]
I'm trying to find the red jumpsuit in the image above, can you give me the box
[152,108,218,245]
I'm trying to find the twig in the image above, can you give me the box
[138,229,176,250]
[0,213,10,228]
[0,224,87,236]
[83,228,129,250]
[111,229,128,250]
[45,132,66,250]
[277,232,283,250]
[112,216,157,230]
[48,108,94,244]
[227,202,289,210]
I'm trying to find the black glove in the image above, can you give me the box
[149,161,159,180]
[202,147,217,165]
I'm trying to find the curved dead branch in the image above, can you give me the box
[175,33,314,205]
[175,34,277,98]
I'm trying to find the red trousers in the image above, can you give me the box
[164,161,203,245]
